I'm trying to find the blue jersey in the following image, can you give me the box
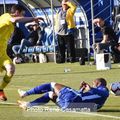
[80,85,109,109]
[57,85,109,110]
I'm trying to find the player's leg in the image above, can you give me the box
[18,82,56,98]
[18,82,66,109]
[3,62,15,89]
[18,82,65,98]
[0,58,15,101]
[18,84,84,110]
[18,91,57,110]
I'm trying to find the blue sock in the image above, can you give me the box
[29,92,50,106]
[25,83,52,96]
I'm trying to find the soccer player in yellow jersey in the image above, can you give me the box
[0,4,44,101]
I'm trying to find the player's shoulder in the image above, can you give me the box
[98,86,109,92]
[0,13,13,26]
[0,13,12,22]
[0,13,10,17]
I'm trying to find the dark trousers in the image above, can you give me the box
[57,34,75,63]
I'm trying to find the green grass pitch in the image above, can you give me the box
[0,63,120,120]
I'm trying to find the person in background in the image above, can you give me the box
[17,78,109,111]
[0,4,44,101]
[55,0,77,63]
[93,18,118,54]
[12,22,41,55]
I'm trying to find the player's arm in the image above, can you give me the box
[78,81,87,93]
[84,83,109,97]
[10,17,44,23]
[90,87,109,97]
[83,82,109,97]
[64,1,77,14]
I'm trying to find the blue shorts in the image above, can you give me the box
[56,87,82,110]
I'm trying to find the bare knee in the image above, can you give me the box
[54,83,65,95]
[5,64,15,77]
[51,82,66,95]
[48,91,57,103]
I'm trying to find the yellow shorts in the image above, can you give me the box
[0,54,12,72]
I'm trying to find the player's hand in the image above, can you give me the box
[62,0,68,5]
[85,84,91,91]
[34,17,44,23]
[79,81,86,90]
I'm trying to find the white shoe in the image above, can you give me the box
[17,100,29,110]
[18,89,26,98]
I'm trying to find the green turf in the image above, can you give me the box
[0,63,120,120]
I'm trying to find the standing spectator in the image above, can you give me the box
[55,0,77,63]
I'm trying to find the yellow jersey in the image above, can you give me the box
[55,2,77,33]
[0,13,14,56]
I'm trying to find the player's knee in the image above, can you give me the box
[6,64,15,77]
[51,82,56,90]
[48,91,57,102]
[48,91,54,99]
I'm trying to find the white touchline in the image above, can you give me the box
[0,103,120,119]
[0,102,17,105]
[74,112,120,119]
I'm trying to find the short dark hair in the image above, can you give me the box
[11,4,25,14]
[96,78,107,86]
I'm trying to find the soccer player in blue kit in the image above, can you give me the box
[18,78,109,110]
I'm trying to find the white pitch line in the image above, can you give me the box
[0,103,120,119]
[74,112,120,119]
[0,102,17,106]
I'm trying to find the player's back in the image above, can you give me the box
[0,13,14,54]
[82,86,109,109]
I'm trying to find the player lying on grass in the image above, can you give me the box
[0,4,44,101]
[18,78,109,110]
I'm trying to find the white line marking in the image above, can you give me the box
[0,104,120,119]
[73,111,120,119]
[0,102,17,106]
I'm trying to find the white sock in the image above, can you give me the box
[48,91,54,99]
[51,82,56,91]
